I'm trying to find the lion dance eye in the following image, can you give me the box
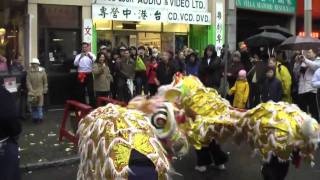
[151,106,168,129]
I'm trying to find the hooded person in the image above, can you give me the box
[261,67,283,103]
[268,57,292,103]
[186,52,200,76]
[198,44,222,90]
[228,69,249,109]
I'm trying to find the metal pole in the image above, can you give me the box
[304,0,312,36]
[223,45,229,98]
[222,0,229,98]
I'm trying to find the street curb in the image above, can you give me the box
[20,156,80,172]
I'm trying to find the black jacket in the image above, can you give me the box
[156,61,176,85]
[198,57,222,89]
[0,86,21,139]
[261,77,283,102]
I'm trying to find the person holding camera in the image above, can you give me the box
[26,58,48,123]
[293,49,320,121]
[74,42,96,106]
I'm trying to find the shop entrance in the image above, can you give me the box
[39,28,81,107]
[113,31,137,48]
[112,31,162,49]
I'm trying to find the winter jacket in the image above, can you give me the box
[174,58,186,74]
[135,56,148,79]
[156,61,176,85]
[26,66,48,106]
[198,57,222,89]
[228,79,249,109]
[294,57,320,94]
[261,77,283,103]
[0,86,21,139]
[312,68,320,88]
[227,62,244,87]
[186,61,200,76]
[275,62,292,102]
[93,63,113,92]
[147,63,158,85]
[115,58,135,87]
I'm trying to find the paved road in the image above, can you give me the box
[22,142,320,180]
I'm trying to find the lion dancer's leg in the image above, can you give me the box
[195,140,229,172]
[261,155,290,180]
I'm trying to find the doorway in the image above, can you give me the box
[113,31,137,48]
[39,28,81,107]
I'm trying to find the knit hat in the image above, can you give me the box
[238,69,247,77]
[30,58,40,65]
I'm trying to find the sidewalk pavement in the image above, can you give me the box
[19,110,78,171]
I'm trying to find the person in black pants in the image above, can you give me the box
[195,140,229,172]
[261,155,290,180]
[74,42,96,106]
[293,51,320,120]
[0,86,22,180]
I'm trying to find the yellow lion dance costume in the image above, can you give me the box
[77,75,320,180]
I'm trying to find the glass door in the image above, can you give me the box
[113,31,137,48]
[40,28,81,107]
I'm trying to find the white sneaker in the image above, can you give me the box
[217,164,226,170]
[195,165,207,172]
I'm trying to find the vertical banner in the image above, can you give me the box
[215,2,224,57]
[92,24,97,55]
[83,19,93,51]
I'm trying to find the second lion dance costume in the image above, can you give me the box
[77,74,320,180]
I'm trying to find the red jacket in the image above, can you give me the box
[147,63,158,84]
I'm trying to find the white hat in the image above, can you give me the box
[152,48,159,56]
[100,45,107,50]
[30,58,40,65]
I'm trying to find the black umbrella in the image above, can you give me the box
[259,25,293,37]
[245,31,287,48]
[279,36,320,50]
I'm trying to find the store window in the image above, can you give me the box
[163,23,189,33]
[0,0,25,74]
[138,33,161,49]
[113,21,161,32]
[95,19,112,30]
[38,5,81,70]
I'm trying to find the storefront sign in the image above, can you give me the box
[92,0,211,25]
[93,0,208,12]
[236,0,296,14]
[215,2,224,57]
[83,19,93,51]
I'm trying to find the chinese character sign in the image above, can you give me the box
[236,0,296,14]
[92,0,212,25]
[83,19,93,49]
[94,0,208,12]
[93,5,165,22]
[215,2,224,57]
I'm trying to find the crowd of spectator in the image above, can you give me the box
[75,43,320,125]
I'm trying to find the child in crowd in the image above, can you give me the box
[228,69,249,109]
[146,56,159,96]
[261,67,283,103]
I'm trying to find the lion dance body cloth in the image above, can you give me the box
[77,104,171,180]
[77,75,320,180]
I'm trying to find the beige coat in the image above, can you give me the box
[26,66,48,106]
[93,63,113,92]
